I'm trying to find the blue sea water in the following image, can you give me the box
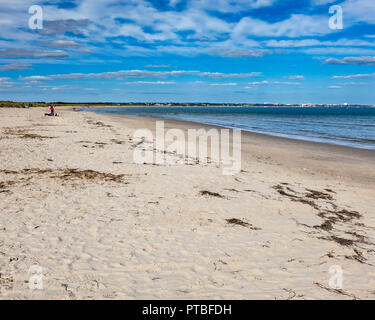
[83,106,375,150]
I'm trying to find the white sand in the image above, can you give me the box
[0,106,375,300]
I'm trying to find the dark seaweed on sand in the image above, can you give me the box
[0,168,127,184]
[226,218,261,230]
[200,190,225,198]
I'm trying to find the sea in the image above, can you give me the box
[82,106,375,150]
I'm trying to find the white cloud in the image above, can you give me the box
[210,83,237,86]
[324,56,375,65]
[302,47,375,55]
[0,77,14,87]
[200,72,262,79]
[189,0,276,12]
[48,40,80,49]
[341,82,369,86]
[19,75,53,81]
[19,69,263,81]
[247,80,301,85]
[342,0,375,26]
[145,65,171,68]
[0,63,32,71]
[311,0,337,5]
[122,81,176,85]
[212,49,271,57]
[332,73,375,79]
[232,14,330,39]
[248,81,269,85]
[265,39,375,48]
[0,48,68,58]
[287,75,305,80]
[272,81,302,85]
[329,86,342,89]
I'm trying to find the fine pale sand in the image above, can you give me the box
[1,106,375,300]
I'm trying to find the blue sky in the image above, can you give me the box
[1,0,375,104]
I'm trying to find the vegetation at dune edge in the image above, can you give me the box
[0,101,126,108]
[0,101,50,108]
[0,101,110,108]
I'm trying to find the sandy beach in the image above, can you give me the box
[1,106,375,300]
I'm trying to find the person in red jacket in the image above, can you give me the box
[44,105,56,116]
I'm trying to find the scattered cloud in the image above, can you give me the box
[213,49,271,58]
[287,75,305,80]
[332,73,375,79]
[40,84,80,91]
[265,39,375,48]
[0,77,14,87]
[39,19,90,36]
[232,14,330,39]
[272,81,302,85]
[19,70,262,81]
[190,0,277,12]
[0,48,68,58]
[324,56,375,65]
[210,83,237,86]
[48,40,80,49]
[247,80,301,86]
[328,82,369,88]
[303,47,375,56]
[341,82,369,86]
[145,65,171,68]
[247,81,270,85]
[122,81,176,85]
[312,0,337,5]
[200,72,262,79]
[0,63,32,71]
[19,75,53,81]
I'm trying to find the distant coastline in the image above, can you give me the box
[1,100,374,109]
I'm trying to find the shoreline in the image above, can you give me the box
[1,107,375,299]
[82,110,375,188]
[85,110,375,154]
[79,107,375,153]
